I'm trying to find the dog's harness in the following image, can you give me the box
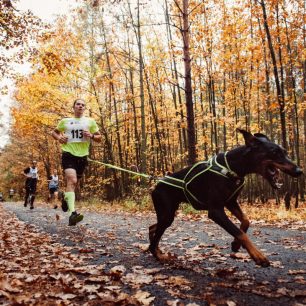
[159,152,245,206]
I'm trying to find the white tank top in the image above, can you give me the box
[49,175,59,188]
[27,167,38,179]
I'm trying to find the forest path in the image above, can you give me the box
[1,201,305,305]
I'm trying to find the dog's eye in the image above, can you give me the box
[270,149,279,157]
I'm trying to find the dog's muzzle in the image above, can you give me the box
[293,167,303,177]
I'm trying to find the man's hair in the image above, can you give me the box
[73,99,86,107]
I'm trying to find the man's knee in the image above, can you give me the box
[66,176,77,187]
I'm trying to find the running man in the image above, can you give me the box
[9,188,14,199]
[23,160,39,209]
[51,98,101,226]
[48,169,59,209]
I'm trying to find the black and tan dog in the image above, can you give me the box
[149,129,303,267]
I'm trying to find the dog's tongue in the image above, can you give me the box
[275,182,283,188]
[273,169,283,188]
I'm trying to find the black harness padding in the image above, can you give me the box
[158,153,245,208]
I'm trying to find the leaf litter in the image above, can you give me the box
[1,202,306,305]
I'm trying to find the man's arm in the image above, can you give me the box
[82,130,102,142]
[83,119,102,143]
[51,129,68,144]
[22,167,30,177]
[91,131,102,143]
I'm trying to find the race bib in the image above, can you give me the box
[29,167,38,179]
[65,119,90,143]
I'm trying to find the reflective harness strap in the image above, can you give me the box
[159,152,245,205]
[89,154,245,204]
[183,161,212,204]
[226,182,245,202]
[159,176,185,190]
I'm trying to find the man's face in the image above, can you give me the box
[73,100,86,116]
[32,161,37,167]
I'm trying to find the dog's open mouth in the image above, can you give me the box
[265,165,282,189]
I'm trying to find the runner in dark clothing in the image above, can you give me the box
[23,160,39,209]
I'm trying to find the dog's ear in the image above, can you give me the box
[254,133,270,142]
[237,129,261,147]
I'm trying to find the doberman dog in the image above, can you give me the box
[149,129,303,267]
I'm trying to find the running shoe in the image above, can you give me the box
[59,191,68,212]
[68,212,84,226]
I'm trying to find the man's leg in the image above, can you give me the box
[64,168,83,226]
[24,187,30,207]
[30,194,35,209]
[64,168,77,212]
[53,190,58,209]
[30,180,37,209]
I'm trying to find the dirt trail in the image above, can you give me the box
[1,202,305,305]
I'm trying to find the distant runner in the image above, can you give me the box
[9,188,14,199]
[23,160,39,209]
[51,98,101,226]
[48,169,59,209]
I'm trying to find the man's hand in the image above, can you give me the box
[58,134,68,144]
[52,130,68,143]
[83,130,102,142]
[83,130,92,139]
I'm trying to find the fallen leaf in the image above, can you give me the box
[288,269,306,275]
[134,290,155,305]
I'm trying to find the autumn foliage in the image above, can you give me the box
[0,0,305,205]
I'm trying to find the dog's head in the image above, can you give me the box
[237,129,303,189]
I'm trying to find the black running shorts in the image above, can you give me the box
[49,187,58,194]
[25,178,37,193]
[61,152,88,178]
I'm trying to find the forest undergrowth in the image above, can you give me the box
[77,193,306,224]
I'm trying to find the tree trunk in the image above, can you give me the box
[164,0,187,166]
[101,19,125,195]
[259,0,288,150]
[178,0,197,165]
[136,0,147,174]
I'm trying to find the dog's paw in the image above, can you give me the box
[256,258,270,268]
[154,249,177,262]
[231,240,241,252]
[252,253,270,267]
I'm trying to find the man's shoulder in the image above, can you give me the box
[24,167,30,174]
[80,117,98,127]
[86,117,98,126]
[57,117,72,129]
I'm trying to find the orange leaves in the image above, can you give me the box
[2,200,306,305]
[0,0,42,76]
[41,51,66,75]
[1,0,305,199]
